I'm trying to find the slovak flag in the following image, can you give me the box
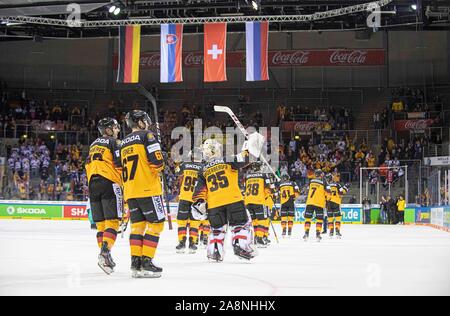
[245,21,269,81]
[204,23,227,82]
[160,24,183,83]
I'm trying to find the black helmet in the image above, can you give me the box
[314,169,323,178]
[282,173,289,181]
[97,117,120,136]
[125,110,152,130]
[252,162,262,172]
[325,173,333,182]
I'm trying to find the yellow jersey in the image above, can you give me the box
[119,131,164,201]
[244,172,270,206]
[264,188,275,209]
[85,136,122,185]
[326,183,348,205]
[178,162,203,203]
[279,181,299,205]
[397,199,405,211]
[306,178,327,209]
[193,154,249,209]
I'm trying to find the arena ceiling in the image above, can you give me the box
[0,0,449,40]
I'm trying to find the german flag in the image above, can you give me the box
[117,25,141,83]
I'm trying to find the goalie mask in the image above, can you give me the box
[202,139,222,161]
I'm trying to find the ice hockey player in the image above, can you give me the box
[175,148,203,254]
[278,174,300,238]
[304,169,329,242]
[244,162,272,248]
[191,134,264,262]
[325,173,349,238]
[85,117,123,275]
[120,110,166,278]
[262,181,276,244]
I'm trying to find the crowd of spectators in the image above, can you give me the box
[3,137,87,201]
[276,104,354,130]
[390,87,444,113]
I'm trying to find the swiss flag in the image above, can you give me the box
[204,23,227,82]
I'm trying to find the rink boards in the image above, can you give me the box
[0,200,449,230]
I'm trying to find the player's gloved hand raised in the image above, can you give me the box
[192,200,207,221]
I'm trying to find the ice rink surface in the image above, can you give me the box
[0,220,449,296]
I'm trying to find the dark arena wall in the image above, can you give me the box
[0,30,449,91]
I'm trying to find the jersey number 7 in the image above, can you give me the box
[122,155,139,182]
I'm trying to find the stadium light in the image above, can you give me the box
[411,4,417,10]
[113,7,121,15]
[108,5,116,13]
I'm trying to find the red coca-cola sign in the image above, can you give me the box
[283,121,320,133]
[271,51,310,66]
[114,49,385,70]
[395,119,434,131]
[330,50,367,65]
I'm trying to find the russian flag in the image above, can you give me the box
[160,24,183,83]
[245,21,269,82]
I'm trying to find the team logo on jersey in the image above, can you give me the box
[147,133,156,141]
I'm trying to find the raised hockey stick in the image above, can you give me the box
[214,106,281,182]
[138,85,173,230]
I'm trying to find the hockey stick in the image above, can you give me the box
[268,217,279,244]
[138,85,173,230]
[214,106,281,182]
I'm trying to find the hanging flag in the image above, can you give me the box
[160,24,183,83]
[117,25,141,84]
[204,23,227,82]
[246,21,269,81]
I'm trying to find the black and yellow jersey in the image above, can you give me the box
[244,172,270,206]
[306,178,328,209]
[278,181,300,205]
[193,153,250,209]
[264,187,275,209]
[326,183,348,205]
[119,131,164,201]
[85,136,122,185]
[177,162,203,203]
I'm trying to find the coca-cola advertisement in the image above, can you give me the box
[395,119,435,131]
[283,121,322,133]
[114,49,385,70]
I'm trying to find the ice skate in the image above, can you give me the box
[336,230,342,239]
[233,244,256,260]
[207,244,223,262]
[303,232,309,242]
[316,232,322,242]
[329,229,335,239]
[263,236,271,245]
[188,237,198,254]
[98,242,114,275]
[175,237,187,254]
[255,236,267,248]
[131,256,142,278]
[140,256,162,278]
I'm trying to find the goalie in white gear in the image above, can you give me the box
[192,135,264,262]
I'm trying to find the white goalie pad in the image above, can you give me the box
[243,132,265,158]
